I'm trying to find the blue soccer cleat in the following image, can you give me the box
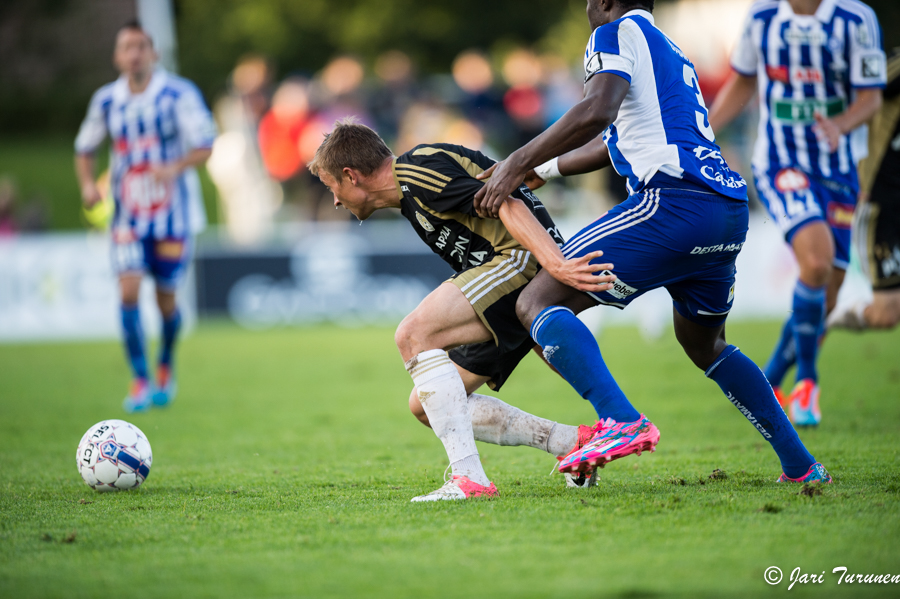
[123,378,152,413]
[151,364,177,407]
[776,462,832,484]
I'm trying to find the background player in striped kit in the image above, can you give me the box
[828,49,900,331]
[309,120,616,501]
[74,21,217,412]
[708,0,886,426]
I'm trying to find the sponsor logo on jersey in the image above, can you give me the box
[774,168,810,193]
[114,135,161,155]
[415,212,435,232]
[766,65,790,83]
[862,56,883,79]
[690,242,745,255]
[600,270,637,300]
[728,283,735,304]
[584,53,603,78]
[401,185,410,192]
[767,66,823,84]
[122,164,172,216]
[783,29,827,46]
[772,98,845,124]
[826,201,854,229]
[700,165,747,189]
[435,226,451,249]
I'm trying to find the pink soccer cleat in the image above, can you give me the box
[410,474,498,502]
[560,423,601,488]
[777,462,832,484]
[558,414,659,474]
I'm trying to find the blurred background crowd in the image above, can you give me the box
[6,0,896,244]
[0,0,898,337]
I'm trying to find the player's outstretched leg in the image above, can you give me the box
[517,276,660,474]
[467,393,598,487]
[411,387,598,488]
[120,302,151,413]
[673,310,831,483]
[153,294,181,407]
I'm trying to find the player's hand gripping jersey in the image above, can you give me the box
[75,69,217,240]
[583,10,747,199]
[394,144,564,272]
[732,0,887,186]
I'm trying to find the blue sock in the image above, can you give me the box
[763,316,795,387]
[159,309,182,367]
[707,345,815,479]
[120,304,148,380]
[531,306,640,423]
[792,281,826,383]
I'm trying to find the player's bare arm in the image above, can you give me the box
[74,153,101,207]
[707,71,757,133]
[150,147,213,183]
[474,73,630,218]
[813,89,882,152]
[479,135,612,192]
[496,197,615,294]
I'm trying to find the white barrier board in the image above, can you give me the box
[0,233,195,343]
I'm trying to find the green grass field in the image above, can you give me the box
[1,321,898,598]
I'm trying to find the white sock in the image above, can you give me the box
[468,393,579,457]
[406,350,490,486]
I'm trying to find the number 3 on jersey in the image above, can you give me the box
[683,64,715,142]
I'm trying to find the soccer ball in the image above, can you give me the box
[76,420,152,492]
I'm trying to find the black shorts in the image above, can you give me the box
[449,336,536,391]
[855,179,900,290]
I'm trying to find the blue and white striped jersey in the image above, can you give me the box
[75,69,217,239]
[731,0,886,186]
[584,10,747,200]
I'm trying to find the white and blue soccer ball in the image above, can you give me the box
[76,420,152,492]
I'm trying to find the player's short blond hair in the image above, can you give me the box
[308,118,392,182]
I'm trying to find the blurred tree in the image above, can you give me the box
[175,0,566,99]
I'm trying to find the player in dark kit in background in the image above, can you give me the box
[829,50,900,331]
[308,119,616,501]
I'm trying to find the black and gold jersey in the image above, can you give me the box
[393,143,564,272]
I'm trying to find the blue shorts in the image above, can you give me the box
[111,233,192,291]
[753,167,856,270]
[562,187,749,326]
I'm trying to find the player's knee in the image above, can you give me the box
[678,337,725,371]
[156,291,177,317]
[515,290,539,331]
[119,278,141,306]
[797,256,832,287]
[408,387,430,427]
[394,316,414,355]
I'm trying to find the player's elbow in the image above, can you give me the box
[581,99,618,133]
[867,91,883,118]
